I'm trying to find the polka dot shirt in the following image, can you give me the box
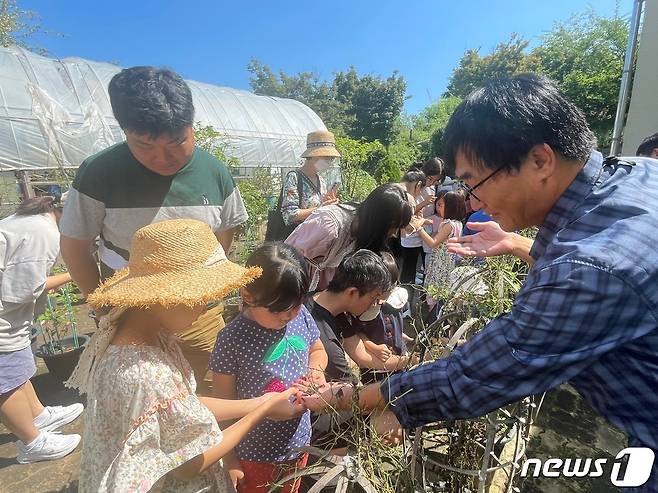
[209,305,320,462]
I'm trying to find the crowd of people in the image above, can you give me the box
[0,65,656,493]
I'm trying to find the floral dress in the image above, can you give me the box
[423,219,462,296]
[78,332,232,493]
[280,171,327,226]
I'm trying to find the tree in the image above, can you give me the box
[411,96,462,142]
[0,0,52,54]
[445,34,530,98]
[334,68,406,145]
[443,8,629,149]
[247,60,406,145]
[531,9,628,147]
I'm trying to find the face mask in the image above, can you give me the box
[358,303,381,322]
[314,158,333,173]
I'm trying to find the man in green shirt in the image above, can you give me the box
[60,66,247,384]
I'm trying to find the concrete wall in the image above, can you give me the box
[622,0,658,155]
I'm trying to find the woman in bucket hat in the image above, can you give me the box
[66,219,306,493]
[280,130,341,228]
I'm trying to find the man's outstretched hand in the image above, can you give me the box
[448,221,513,257]
[448,221,535,264]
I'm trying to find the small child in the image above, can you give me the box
[67,219,301,493]
[416,191,466,310]
[210,243,328,493]
[350,252,413,383]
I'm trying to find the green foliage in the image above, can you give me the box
[531,9,628,148]
[335,136,382,200]
[411,96,463,143]
[334,68,407,145]
[376,139,421,183]
[194,123,240,170]
[445,33,530,98]
[443,8,629,149]
[37,281,79,355]
[248,60,406,146]
[374,154,401,184]
[0,0,56,54]
[235,168,276,262]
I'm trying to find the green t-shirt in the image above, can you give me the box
[60,142,248,269]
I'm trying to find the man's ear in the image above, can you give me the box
[344,287,360,300]
[528,143,557,181]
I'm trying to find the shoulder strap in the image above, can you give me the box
[276,170,298,212]
[295,169,305,208]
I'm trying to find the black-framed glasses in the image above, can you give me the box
[457,166,504,202]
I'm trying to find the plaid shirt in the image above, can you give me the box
[383,151,658,460]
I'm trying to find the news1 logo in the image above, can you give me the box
[520,447,655,487]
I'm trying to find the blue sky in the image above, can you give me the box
[23,0,625,115]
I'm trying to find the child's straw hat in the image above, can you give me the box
[87,219,261,308]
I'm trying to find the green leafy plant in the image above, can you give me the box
[36,281,79,355]
[194,122,240,171]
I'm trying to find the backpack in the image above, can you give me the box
[265,170,305,241]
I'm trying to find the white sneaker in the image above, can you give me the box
[16,431,81,464]
[34,403,84,432]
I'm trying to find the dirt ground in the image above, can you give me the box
[0,305,626,493]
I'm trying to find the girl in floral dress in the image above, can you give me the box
[415,192,466,310]
[66,219,304,493]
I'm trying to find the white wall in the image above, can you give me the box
[622,0,658,155]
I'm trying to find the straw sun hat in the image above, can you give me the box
[300,130,342,159]
[87,219,261,308]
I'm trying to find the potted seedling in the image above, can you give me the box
[34,281,89,382]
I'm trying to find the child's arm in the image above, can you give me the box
[171,388,300,480]
[418,222,452,249]
[307,339,328,386]
[211,373,243,489]
[342,335,412,371]
[198,395,272,421]
[359,333,392,364]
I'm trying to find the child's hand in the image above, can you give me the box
[223,453,244,489]
[263,387,307,421]
[372,344,392,363]
[299,382,353,413]
[304,368,327,387]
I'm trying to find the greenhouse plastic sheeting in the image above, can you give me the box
[0,45,326,171]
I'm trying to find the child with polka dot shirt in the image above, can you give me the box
[210,243,328,493]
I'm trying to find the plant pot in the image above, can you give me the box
[35,335,90,382]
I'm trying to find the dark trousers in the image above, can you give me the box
[400,246,425,306]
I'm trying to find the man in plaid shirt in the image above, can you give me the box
[304,74,658,491]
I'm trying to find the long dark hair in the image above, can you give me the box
[355,183,413,252]
[438,191,466,221]
[244,243,309,312]
[15,196,60,216]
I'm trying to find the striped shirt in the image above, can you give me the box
[60,142,247,270]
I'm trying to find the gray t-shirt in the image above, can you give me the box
[0,214,59,352]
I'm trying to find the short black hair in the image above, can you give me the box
[379,251,400,283]
[355,183,413,252]
[422,157,445,180]
[327,249,393,296]
[443,73,596,173]
[401,170,426,187]
[636,133,658,157]
[244,243,309,312]
[439,191,466,221]
[108,66,194,137]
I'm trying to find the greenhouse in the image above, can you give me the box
[0,45,326,173]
